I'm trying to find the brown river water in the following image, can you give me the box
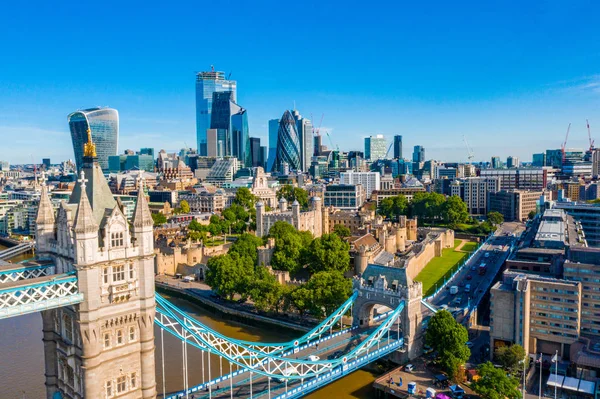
[0,245,377,398]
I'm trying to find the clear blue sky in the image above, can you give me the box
[1,0,599,164]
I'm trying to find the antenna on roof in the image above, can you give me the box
[211,65,215,72]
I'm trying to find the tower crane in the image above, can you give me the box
[463,135,474,162]
[384,142,394,159]
[587,119,595,150]
[325,130,339,151]
[561,123,571,163]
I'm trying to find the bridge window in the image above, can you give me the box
[117,375,127,393]
[129,264,134,279]
[106,380,113,397]
[111,232,124,248]
[116,329,124,345]
[63,315,73,342]
[129,326,136,342]
[113,265,125,282]
[103,267,109,284]
[104,332,111,349]
[66,365,74,387]
[130,372,137,389]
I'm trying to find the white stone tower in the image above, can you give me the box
[38,131,157,399]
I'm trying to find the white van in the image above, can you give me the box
[450,286,459,295]
[182,276,194,283]
[277,366,298,382]
[464,284,471,293]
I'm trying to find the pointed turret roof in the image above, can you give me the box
[73,171,99,234]
[36,173,55,225]
[132,176,153,229]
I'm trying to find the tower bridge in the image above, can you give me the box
[0,134,427,398]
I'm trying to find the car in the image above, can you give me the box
[466,341,474,348]
[450,286,459,295]
[440,304,449,311]
[423,345,433,354]
[308,355,320,361]
[327,350,343,360]
[470,265,477,271]
[464,284,471,293]
[453,296,462,305]
[466,274,472,280]
[405,364,415,372]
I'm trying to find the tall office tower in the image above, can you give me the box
[195,68,237,155]
[506,156,519,168]
[274,110,302,172]
[491,156,501,169]
[210,91,250,166]
[314,134,322,156]
[267,119,279,171]
[412,145,425,163]
[68,107,119,171]
[364,135,387,160]
[393,135,403,159]
[250,137,262,167]
[532,153,546,167]
[139,148,154,158]
[260,146,267,170]
[292,110,313,172]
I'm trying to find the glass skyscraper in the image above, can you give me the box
[68,107,119,171]
[210,91,250,166]
[274,110,302,172]
[412,145,425,163]
[267,118,279,172]
[364,135,387,160]
[196,68,237,155]
[393,135,403,159]
[292,110,313,172]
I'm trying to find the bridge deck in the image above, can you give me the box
[0,272,73,291]
[0,258,53,274]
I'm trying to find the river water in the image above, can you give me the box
[0,245,377,398]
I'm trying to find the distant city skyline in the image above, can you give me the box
[1,1,600,164]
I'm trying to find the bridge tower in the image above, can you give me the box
[352,265,424,360]
[38,133,156,399]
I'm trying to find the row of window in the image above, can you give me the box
[102,264,135,284]
[533,295,577,304]
[110,231,124,248]
[104,326,136,349]
[535,287,577,295]
[106,373,137,397]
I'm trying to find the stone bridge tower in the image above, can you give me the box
[37,133,156,399]
[352,265,424,360]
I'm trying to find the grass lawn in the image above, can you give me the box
[415,239,477,297]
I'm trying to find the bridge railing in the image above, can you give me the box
[0,263,56,283]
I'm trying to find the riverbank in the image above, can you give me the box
[156,281,312,334]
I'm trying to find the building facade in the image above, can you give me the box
[256,197,323,238]
[487,189,542,222]
[68,107,119,171]
[273,110,302,172]
[195,69,237,155]
[393,135,403,160]
[323,184,366,210]
[340,171,381,198]
[480,168,547,191]
[412,146,425,163]
[37,138,156,398]
[364,135,387,161]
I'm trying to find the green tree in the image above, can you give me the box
[305,271,352,316]
[248,266,282,312]
[495,344,527,375]
[151,213,167,226]
[443,195,469,226]
[205,253,253,300]
[306,233,351,274]
[268,221,312,274]
[411,192,446,224]
[528,210,537,219]
[229,233,264,264]
[277,185,309,209]
[425,310,470,379]
[471,362,522,399]
[233,187,257,209]
[188,219,206,232]
[290,286,313,317]
[179,200,190,214]
[188,230,208,243]
[476,221,494,235]
[332,224,351,238]
[378,195,409,220]
[487,211,504,226]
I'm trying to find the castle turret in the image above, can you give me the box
[310,196,323,237]
[279,197,288,212]
[256,201,265,237]
[35,174,55,254]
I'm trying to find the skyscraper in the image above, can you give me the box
[274,110,302,172]
[532,153,546,167]
[491,156,501,169]
[267,119,279,172]
[250,137,262,167]
[292,110,313,172]
[210,91,250,166]
[393,135,403,159]
[68,107,119,171]
[507,156,520,168]
[195,68,237,155]
[364,135,387,160]
[412,145,425,163]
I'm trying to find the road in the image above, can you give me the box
[429,222,525,321]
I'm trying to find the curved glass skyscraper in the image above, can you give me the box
[274,110,301,172]
[68,107,119,171]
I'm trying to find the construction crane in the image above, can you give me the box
[587,119,595,150]
[561,123,571,163]
[325,130,339,151]
[463,135,475,162]
[384,142,394,159]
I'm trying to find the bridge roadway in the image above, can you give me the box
[429,222,525,322]
[187,326,400,399]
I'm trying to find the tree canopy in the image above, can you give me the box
[306,233,351,274]
[205,253,254,300]
[277,185,309,209]
[471,362,521,399]
[332,224,351,238]
[151,213,167,226]
[233,187,257,209]
[425,309,470,379]
[443,195,469,226]
[229,233,264,264]
[303,271,352,316]
[268,221,312,274]
[487,211,504,226]
[378,195,409,220]
[495,344,526,375]
[528,210,537,219]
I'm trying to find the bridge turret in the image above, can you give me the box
[131,176,154,256]
[35,175,55,255]
[73,171,99,266]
